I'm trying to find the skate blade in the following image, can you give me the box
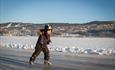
[29,61,34,66]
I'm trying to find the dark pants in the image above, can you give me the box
[29,44,49,62]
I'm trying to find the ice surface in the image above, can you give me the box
[0,48,115,70]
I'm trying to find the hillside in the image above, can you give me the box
[0,21,115,37]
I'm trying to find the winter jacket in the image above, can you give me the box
[35,33,51,49]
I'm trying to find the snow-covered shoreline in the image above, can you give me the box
[0,36,115,56]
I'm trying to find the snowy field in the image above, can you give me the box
[0,36,115,56]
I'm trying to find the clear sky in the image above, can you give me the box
[0,0,115,23]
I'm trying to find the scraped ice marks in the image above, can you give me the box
[4,43,35,49]
[49,46,115,56]
[2,43,115,56]
[4,43,23,49]
[84,48,92,54]
[48,45,80,53]
[63,47,79,53]
[83,48,99,55]
[97,49,115,56]
[79,48,115,56]
[84,48,99,55]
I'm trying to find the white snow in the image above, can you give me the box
[14,24,20,27]
[6,23,12,28]
[0,36,115,56]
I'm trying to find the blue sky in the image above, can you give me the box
[0,0,115,23]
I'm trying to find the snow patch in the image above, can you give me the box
[2,43,115,56]
[1,36,115,56]
[6,23,12,28]
[14,24,20,27]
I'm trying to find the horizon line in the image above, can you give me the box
[0,20,115,24]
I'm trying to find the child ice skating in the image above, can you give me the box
[29,24,53,66]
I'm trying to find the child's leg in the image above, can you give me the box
[29,46,42,63]
[42,46,50,61]
[42,46,52,65]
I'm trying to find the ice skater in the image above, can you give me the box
[29,24,53,66]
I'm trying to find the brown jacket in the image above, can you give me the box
[35,32,51,49]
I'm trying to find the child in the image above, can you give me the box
[29,24,53,66]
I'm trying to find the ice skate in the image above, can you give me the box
[44,60,52,66]
[29,60,34,65]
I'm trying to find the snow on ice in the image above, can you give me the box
[0,36,115,56]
